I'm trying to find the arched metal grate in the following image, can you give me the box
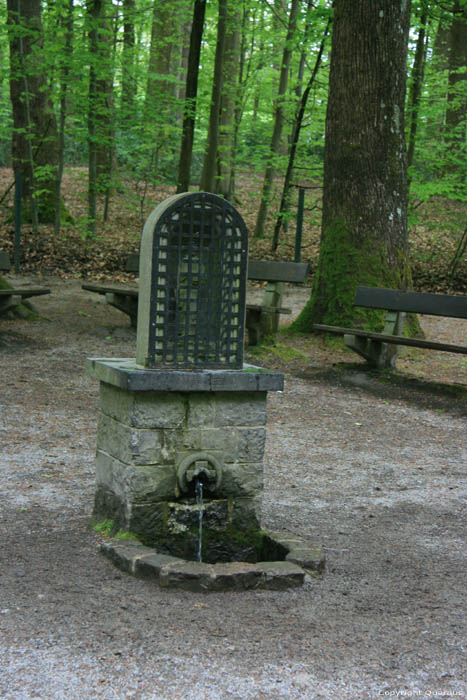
[144,192,248,369]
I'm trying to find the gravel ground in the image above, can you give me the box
[0,276,466,700]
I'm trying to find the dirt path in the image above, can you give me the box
[0,276,466,699]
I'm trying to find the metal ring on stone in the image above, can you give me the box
[176,452,223,493]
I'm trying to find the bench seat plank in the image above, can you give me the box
[355,287,467,319]
[0,288,50,299]
[82,283,138,298]
[313,324,467,355]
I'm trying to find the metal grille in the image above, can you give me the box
[147,193,248,368]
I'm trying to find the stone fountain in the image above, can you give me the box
[87,192,324,591]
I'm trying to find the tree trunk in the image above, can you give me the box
[445,0,467,178]
[121,0,136,122]
[176,0,206,193]
[7,0,62,225]
[293,0,414,332]
[254,0,300,238]
[214,3,241,201]
[87,0,115,235]
[272,17,330,250]
[407,1,428,189]
[200,0,228,193]
[55,0,74,236]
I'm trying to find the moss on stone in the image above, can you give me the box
[92,519,115,536]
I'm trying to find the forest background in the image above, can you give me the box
[0,0,465,321]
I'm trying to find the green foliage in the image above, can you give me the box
[114,530,140,541]
[92,519,115,536]
[0,0,463,248]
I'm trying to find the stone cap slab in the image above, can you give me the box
[86,358,284,393]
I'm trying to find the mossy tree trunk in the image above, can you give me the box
[293,0,414,333]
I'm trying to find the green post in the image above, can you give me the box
[294,187,305,263]
[14,173,22,274]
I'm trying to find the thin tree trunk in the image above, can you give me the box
[407,2,428,191]
[254,0,300,238]
[176,0,206,193]
[272,17,330,250]
[121,0,136,122]
[230,2,255,199]
[200,0,228,193]
[55,0,74,236]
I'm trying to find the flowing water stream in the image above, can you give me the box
[195,479,204,562]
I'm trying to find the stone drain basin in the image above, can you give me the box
[101,532,325,592]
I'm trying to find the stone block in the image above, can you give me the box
[97,413,164,465]
[186,394,215,428]
[158,561,216,592]
[93,486,126,528]
[256,561,305,590]
[229,496,261,530]
[100,539,155,573]
[167,499,229,533]
[210,371,257,391]
[286,547,326,574]
[135,553,181,580]
[236,428,266,462]
[208,562,265,591]
[214,393,267,427]
[221,462,263,497]
[100,383,186,429]
[181,427,237,455]
[128,501,169,543]
[95,451,177,503]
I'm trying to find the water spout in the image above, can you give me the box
[195,479,204,563]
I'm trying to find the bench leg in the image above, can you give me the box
[245,308,261,346]
[259,309,277,339]
[344,334,398,369]
[0,294,22,315]
[262,282,284,333]
[344,310,405,370]
[105,293,138,327]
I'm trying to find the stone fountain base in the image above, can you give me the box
[87,359,325,591]
[100,531,325,592]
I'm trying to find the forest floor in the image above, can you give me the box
[0,273,466,699]
[0,167,465,294]
[0,171,466,698]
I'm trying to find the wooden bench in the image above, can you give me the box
[0,251,11,272]
[0,252,51,317]
[81,254,140,327]
[313,286,467,369]
[245,260,309,345]
[82,257,310,342]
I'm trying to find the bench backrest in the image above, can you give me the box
[247,260,309,283]
[126,254,309,284]
[0,251,11,272]
[355,286,467,319]
[126,253,139,273]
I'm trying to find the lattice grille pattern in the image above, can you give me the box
[147,193,248,368]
